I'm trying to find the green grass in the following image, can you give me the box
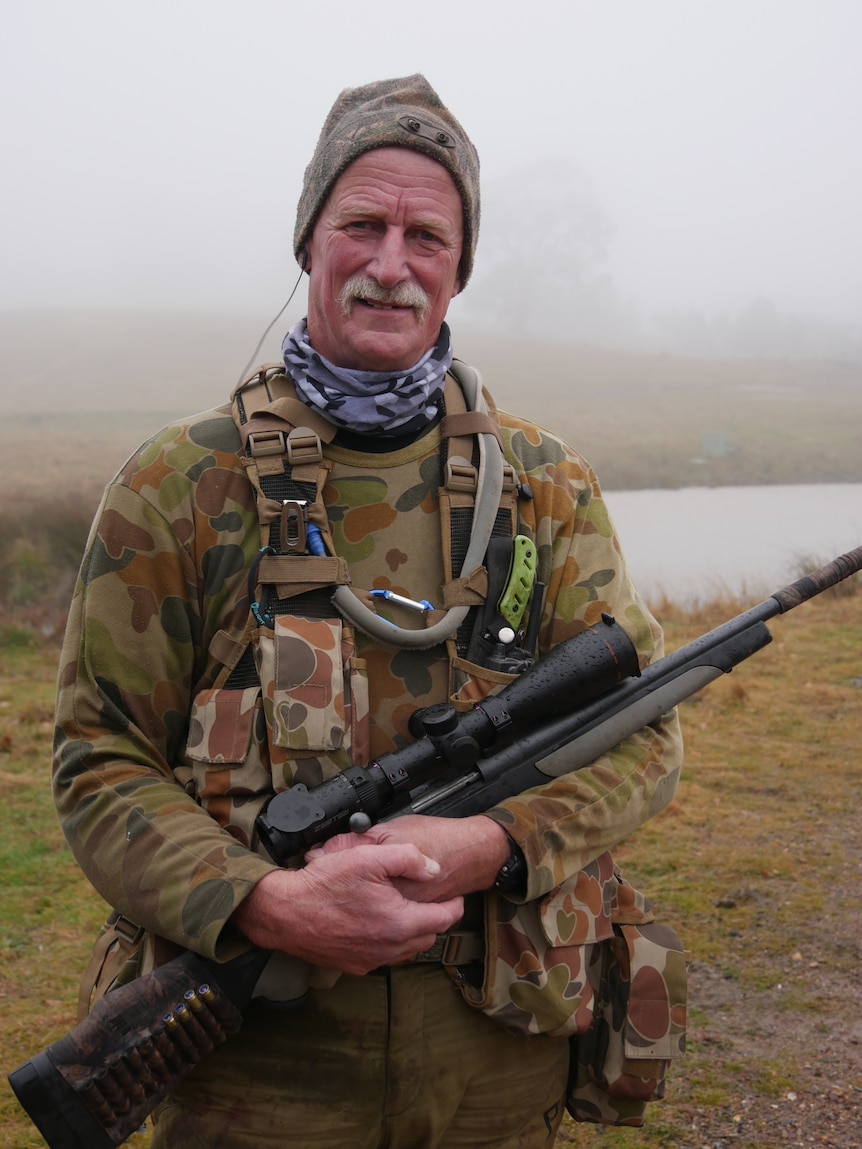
[0,639,112,1149]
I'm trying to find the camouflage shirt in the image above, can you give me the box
[53,373,682,962]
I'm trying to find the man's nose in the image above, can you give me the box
[367,229,409,287]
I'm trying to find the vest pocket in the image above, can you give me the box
[254,616,369,768]
[449,652,519,709]
[185,685,270,847]
[187,685,263,765]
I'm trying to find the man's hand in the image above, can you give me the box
[231,841,463,976]
[306,814,512,902]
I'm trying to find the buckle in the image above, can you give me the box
[410,930,485,965]
[286,428,323,465]
[413,936,447,963]
[279,500,307,554]
[501,463,517,492]
[107,911,145,947]
[248,429,287,458]
[445,456,478,493]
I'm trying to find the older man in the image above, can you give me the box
[53,76,682,1147]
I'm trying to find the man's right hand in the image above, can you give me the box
[230,843,463,975]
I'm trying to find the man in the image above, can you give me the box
[53,76,683,1147]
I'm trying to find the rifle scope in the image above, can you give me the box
[257,614,639,862]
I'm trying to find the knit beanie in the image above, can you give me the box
[294,75,480,290]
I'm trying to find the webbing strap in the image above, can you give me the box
[226,362,513,655]
[77,911,144,1021]
[440,410,503,449]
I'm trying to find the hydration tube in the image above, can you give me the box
[331,362,505,649]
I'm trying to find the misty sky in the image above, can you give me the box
[3,0,861,329]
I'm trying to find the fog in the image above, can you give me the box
[3,0,862,357]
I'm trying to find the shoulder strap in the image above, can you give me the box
[222,360,512,656]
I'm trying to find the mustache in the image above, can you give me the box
[340,275,430,319]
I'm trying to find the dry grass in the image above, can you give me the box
[2,311,862,498]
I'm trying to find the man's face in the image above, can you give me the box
[304,147,463,372]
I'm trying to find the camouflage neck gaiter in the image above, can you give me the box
[282,320,453,436]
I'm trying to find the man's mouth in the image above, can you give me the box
[341,275,430,320]
[359,297,410,311]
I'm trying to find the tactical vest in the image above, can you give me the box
[81,367,688,1125]
[183,360,528,852]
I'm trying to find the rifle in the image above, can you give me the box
[8,545,862,1149]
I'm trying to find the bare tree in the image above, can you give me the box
[462,159,638,345]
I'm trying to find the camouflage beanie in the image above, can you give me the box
[294,74,480,290]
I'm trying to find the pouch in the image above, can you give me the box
[185,617,370,847]
[566,917,687,1126]
[255,616,369,769]
[448,853,686,1127]
[449,650,519,709]
[185,683,270,847]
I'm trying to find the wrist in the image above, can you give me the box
[230,868,295,950]
[493,834,528,898]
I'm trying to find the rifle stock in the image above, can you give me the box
[7,949,269,1149]
[9,544,862,1148]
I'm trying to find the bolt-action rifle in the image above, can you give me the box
[8,545,862,1149]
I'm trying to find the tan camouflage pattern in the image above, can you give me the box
[186,684,268,848]
[446,853,686,1125]
[52,371,682,974]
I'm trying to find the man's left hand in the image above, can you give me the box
[305,814,511,902]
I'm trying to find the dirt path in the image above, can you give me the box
[680,960,862,1146]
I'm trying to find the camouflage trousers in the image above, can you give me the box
[151,963,569,1148]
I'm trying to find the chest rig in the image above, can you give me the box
[218,360,520,700]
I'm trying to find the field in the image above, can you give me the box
[1,314,861,1147]
[3,309,862,502]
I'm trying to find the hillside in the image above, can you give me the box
[2,309,862,494]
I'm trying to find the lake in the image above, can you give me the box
[604,483,862,606]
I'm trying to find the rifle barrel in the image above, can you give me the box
[771,544,862,613]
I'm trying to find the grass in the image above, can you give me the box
[0,639,113,1148]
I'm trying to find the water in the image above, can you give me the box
[604,484,862,606]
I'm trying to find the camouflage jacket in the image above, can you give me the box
[53,371,682,963]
